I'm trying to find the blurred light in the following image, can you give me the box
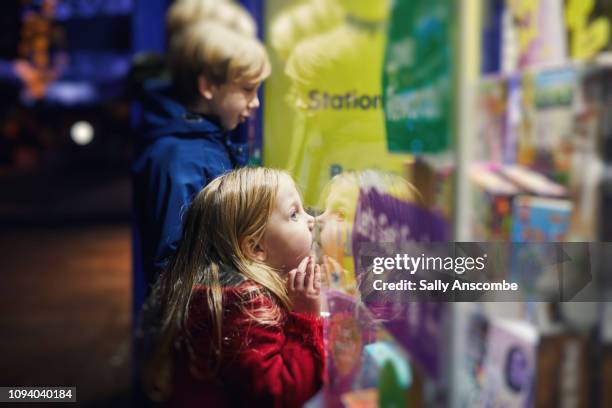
[46,82,97,106]
[71,121,94,145]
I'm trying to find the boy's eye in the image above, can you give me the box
[290,210,299,220]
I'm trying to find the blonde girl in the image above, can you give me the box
[144,167,324,407]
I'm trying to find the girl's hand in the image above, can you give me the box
[287,256,321,315]
[320,254,343,287]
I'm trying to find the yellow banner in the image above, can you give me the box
[263,0,410,208]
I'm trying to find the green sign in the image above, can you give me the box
[383,0,456,154]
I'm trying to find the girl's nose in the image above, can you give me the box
[307,213,315,231]
[315,214,325,230]
[315,212,327,230]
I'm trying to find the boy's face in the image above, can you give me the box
[207,80,261,131]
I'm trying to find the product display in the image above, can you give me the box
[3,1,612,406]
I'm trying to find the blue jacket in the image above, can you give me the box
[132,80,247,291]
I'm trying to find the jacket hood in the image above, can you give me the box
[139,79,225,141]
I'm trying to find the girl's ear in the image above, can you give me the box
[197,75,215,100]
[240,236,267,263]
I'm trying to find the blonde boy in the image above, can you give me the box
[133,21,270,290]
[165,0,257,40]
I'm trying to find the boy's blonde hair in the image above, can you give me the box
[168,20,271,103]
[166,0,257,40]
[270,0,343,62]
[144,167,291,401]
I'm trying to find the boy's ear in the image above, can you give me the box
[197,75,215,100]
[240,236,267,263]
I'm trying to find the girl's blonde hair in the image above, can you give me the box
[168,20,271,103]
[317,170,423,291]
[143,167,291,401]
[166,0,257,40]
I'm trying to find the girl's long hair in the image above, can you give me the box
[142,167,291,401]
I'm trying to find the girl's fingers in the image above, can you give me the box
[290,256,321,294]
[304,259,315,293]
[319,261,329,287]
[327,255,342,273]
[295,273,304,291]
[287,270,297,292]
[297,256,310,274]
[323,257,333,286]
[295,258,310,291]
[313,264,321,291]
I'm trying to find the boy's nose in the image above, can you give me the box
[249,96,260,109]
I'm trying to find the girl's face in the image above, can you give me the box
[317,182,358,261]
[261,175,314,273]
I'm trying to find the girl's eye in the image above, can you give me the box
[334,208,346,221]
[290,210,299,220]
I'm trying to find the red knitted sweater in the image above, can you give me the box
[168,282,325,407]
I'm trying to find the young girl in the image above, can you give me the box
[144,167,324,407]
